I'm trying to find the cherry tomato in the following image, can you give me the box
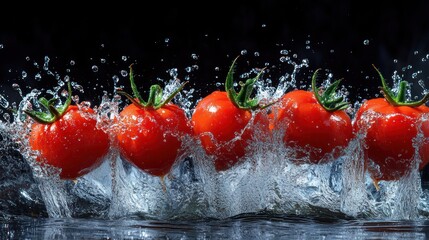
[354,66,429,181]
[117,103,191,177]
[269,69,353,163]
[192,57,270,171]
[26,84,109,179]
[116,66,191,177]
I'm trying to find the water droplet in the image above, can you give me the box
[122,56,128,61]
[165,38,170,43]
[92,65,98,72]
[168,68,178,78]
[261,24,266,28]
[35,73,42,81]
[43,56,50,71]
[363,39,369,45]
[214,67,220,71]
[112,75,120,83]
[120,70,128,77]
[70,60,75,66]
[254,52,260,57]
[100,58,106,64]
[191,53,198,60]
[21,71,27,79]
[0,94,9,108]
[280,49,289,55]
[25,56,30,61]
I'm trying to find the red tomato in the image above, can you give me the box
[354,65,429,182]
[354,98,429,181]
[192,91,269,171]
[116,103,191,177]
[192,57,271,171]
[116,65,191,177]
[270,90,353,163]
[29,105,110,179]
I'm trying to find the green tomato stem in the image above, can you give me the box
[373,64,429,107]
[312,69,349,112]
[225,56,272,110]
[24,81,72,124]
[118,64,187,110]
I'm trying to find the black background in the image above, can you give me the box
[1,1,429,108]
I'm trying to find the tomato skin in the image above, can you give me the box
[117,103,191,177]
[270,90,353,163]
[29,105,110,179]
[191,91,269,171]
[354,98,429,181]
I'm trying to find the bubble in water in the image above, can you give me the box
[25,56,30,61]
[35,73,42,81]
[214,67,220,71]
[414,51,419,55]
[215,82,222,87]
[241,49,247,55]
[280,50,289,55]
[330,49,335,53]
[120,70,128,77]
[168,68,178,78]
[21,71,27,79]
[280,56,288,62]
[191,53,198,60]
[92,65,98,72]
[0,44,3,49]
[122,56,128,61]
[363,39,370,45]
[254,52,260,57]
[64,75,70,82]
[165,38,170,43]
[112,75,120,83]
[305,40,311,45]
[394,59,398,63]
[100,58,106,64]
[261,24,266,28]
[185,67,192,73]
[293,54,298,58]
[306,46,311,49]
[43,56,50,71]
[0,94,9,108]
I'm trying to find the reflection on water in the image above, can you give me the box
[1,214,428,239]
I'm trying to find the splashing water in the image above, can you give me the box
[1,53,429,222]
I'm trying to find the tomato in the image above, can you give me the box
[26,83,110,179]
[116,66,191,177]
[269,69,353,163]
[354,66,429,181]
[192,57,270,171]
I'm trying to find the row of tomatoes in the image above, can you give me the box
[24,58,429,185]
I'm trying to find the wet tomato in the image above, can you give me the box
[354,66,429,181]
[269,69,353,163]
[26,83,110,179]
[192,57,270,171]
[116,66,191,177]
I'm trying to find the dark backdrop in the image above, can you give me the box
[1,1,429,106]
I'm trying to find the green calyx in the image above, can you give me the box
[312,69,349,112]
[117,64,187,110]
[225,56,271,110]
[24,82,72,124]
[373,64,429,107]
